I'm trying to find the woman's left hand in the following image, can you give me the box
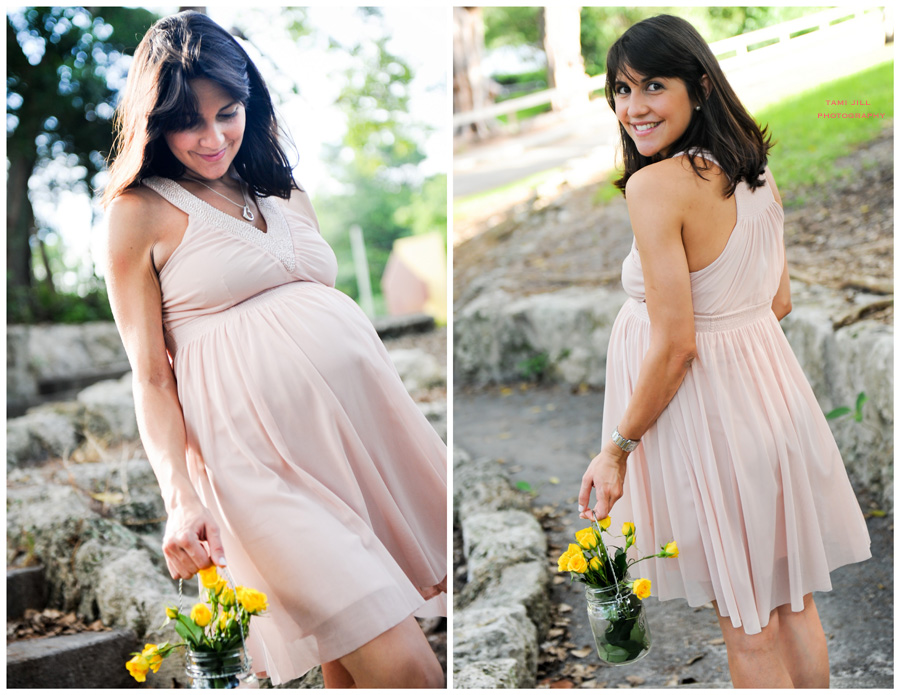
[579,442,628,521]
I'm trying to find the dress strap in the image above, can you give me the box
[670,148,719,167]
[141,176,197,216]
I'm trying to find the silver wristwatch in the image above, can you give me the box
[611,426,639,453]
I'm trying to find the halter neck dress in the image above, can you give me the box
[601,150,871,634]
[141,176,447,683]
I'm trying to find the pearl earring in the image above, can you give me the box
[694,105,701,111]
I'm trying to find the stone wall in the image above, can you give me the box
[454,282,893,510]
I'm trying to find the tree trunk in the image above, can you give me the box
[540,6,589,111]
[453,7,491,139]
[6,152,36,292]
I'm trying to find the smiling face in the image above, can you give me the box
[613,69,699,158]
[163,78,246,181]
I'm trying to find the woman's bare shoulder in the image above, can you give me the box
[106,185,183,254]
[625,157,694,204]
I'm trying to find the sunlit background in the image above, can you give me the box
[7,6,449,324]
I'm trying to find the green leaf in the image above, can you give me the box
[825,406,851,420]
[854,392,868,422]
[174,614,204,648]
[515,480,533,492]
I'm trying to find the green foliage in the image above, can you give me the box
[483,7,542,49]
[517,352,550,382]
[756,61,893,198]
[7,279,113,325]
[825,392,868,423]
[311,10,444,306]
[492,69,548,88]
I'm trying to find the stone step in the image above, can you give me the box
[7,565,47,618]
[7,629,138,689]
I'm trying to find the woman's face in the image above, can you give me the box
[164,78,246,180]
[613,69,698,158]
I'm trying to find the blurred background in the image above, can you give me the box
[7,5,448,327]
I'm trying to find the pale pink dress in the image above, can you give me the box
[141,177,447,683]
[602,151,871,635]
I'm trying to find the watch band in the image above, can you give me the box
[611,426,639,453]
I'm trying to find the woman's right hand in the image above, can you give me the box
[161,499,227,580]
[579,442,629,522]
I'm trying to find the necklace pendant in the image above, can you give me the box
[242,205,255,222]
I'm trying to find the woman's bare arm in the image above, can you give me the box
[105,190,226,578]
[765,168,792,320]
[579,162,698,522]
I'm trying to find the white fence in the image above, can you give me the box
[453,6,888,131]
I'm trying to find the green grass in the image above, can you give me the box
[756,60,893,198]
[497,103,552,125]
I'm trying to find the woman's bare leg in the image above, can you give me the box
[774,594,829,688]
[321,660,356,689]
[336,614,443,689]
[714,601,794,688]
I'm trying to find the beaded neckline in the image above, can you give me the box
[141,176,296,273]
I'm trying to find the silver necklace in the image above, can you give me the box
[181,176,255,222]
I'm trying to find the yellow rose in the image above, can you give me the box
[197,565,220,589]
[165,606,179,620]
[664,541,679,558]
[598,516,611,530]
[575,527,599,550]
[141,644,163,674]
[190,603,212,627]
[213,577,228,595]
[631,577,652,600]
[622,522,635,537]
[220,587,236,607]
[567,552,588,574]
[557,550,573,572]
[126,654,150,683]
[589,556,603,571]
[219,612,229,630]
[236,586,268,614]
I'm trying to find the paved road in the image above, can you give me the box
[455,383,893,688]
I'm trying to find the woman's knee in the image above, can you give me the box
[719,608,782,655]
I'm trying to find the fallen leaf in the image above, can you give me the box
[625,675,645,685]
[549,476,560,484]
[547,628,566,639]
[558,603,574,614]
[89,491,124,504]
[499,432,512,439]
[550,679,575,688]
[500,387,513,396]
[531,406,544,413]
[707,637,725,646]
[686,653,704,665]
[570,647,593,658]
[552,576,567,585]
[581,680,598,689]
[664,676,679,687]
[546,403,557,411]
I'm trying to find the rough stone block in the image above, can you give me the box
[7,565,48,618]
[462,510,546,587]
[454,456,532,519]
[7,629,138,689]
[469,561,551,640]
[453,604,538,688]
[454,659,520,688]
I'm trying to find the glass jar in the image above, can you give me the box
[185,648,258,689]
[585,583,652,665]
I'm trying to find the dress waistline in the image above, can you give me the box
[164,282,298,355]
[627,297,774,333]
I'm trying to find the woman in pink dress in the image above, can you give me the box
[101,11,446,688]
[577,15,870,688]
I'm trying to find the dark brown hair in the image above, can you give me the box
[101,11,297,207]
[605,14,773,197]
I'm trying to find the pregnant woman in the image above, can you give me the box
[578,15,871,688]
[102,11,446,688]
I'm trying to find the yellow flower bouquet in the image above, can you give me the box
[125,565,268,688]
[556,518,678,665]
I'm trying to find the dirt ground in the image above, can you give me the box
[454,123,893,326]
